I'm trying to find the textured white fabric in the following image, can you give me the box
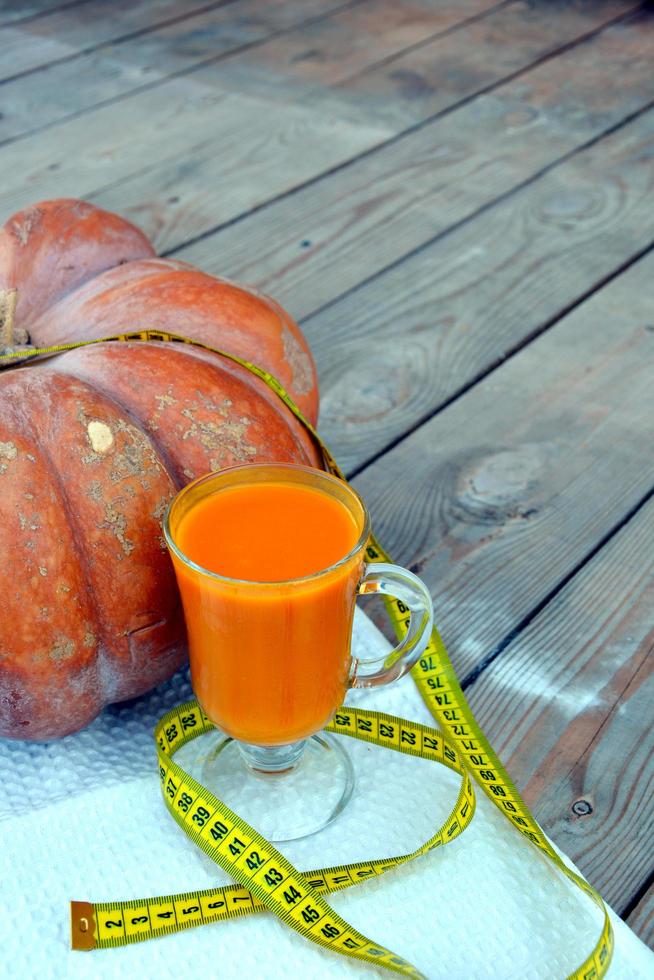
[1,609,652,979]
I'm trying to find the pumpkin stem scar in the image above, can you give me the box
[0,288,20,345]
[0,288,32,366]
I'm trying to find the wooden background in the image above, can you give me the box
[1,0,653,950]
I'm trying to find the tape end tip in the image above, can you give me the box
[70,901,96,951]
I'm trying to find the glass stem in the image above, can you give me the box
[237,739,307,775]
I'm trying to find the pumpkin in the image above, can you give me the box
[0,198,318,422]
[0,199,322,740]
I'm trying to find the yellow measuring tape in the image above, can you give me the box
[73,701,474,979]
[1,331,613,977]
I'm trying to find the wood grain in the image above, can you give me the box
[0,0,236,82]
[0,76,391,224]
[350,251,654,682]
[335,0,638,128]
[464,495,654,912]
[304,107,654,473]
[627,883,654,949]
[197,0,639,130]
[0,0,365,142]
[0,21,74,79]
[195,0,504,94]
[173,12,654,314]
[0,0,85,27]
[0,0,633,248]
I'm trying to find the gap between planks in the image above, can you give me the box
[0,0,346,87]
[346,252,654,916]
[625,875,654,949]
[351,251,654,680]
[163,2,643,261]
[464,491,654,913]
[0,0,91,30]
[462,478,654,689]
[242,97,654,476]
[0,0,511,89]
[347,229,654,483]
[0,0,503,142]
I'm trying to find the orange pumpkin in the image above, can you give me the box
[0,198,318,421]
[0,199,321,740]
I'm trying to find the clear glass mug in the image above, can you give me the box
[164,464,433,840]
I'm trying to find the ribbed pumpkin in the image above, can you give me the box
[0,199,321,740]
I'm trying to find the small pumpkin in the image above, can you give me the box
[0,199,321,740]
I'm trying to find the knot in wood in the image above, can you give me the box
[450,446,545,525]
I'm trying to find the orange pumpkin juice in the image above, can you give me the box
[169,469,366,745]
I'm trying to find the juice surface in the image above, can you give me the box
[171,478,365,745]
[176,482,360,581]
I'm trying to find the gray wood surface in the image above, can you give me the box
[202,0,636,120]
[0,0,88,27]
[0,0,652,952]
[308,106,654,472]
[0,77,391,220]
[628,883,654,949]
[0,0,235,81]
[0,0,363,140]
[352,250,654,680]
[173,12,654,316]
[466,493,654,912]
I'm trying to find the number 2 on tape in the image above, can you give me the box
[73,702,475,978]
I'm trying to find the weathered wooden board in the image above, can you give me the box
[198,0,504,89]
[0,0,235,81]
[304,107,654,473]
[0,0,84,27]
[173,13,654,314]
[0,21,73,78]
[464,494,654,910]
[333,0,639,128]
[0,0,368,142]
[0,77,391,223]
[350,251,654,682]
[194,0,635,109]
[0,0,499,141]
[627,884,654,949]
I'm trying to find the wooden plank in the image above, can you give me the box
[0,23,74,77]
[302,107,654,473]
[0,0,234,81]
[172,12,654,312]
[0,0,497,139]
[196,0,505,92]
[201,0,634,113]
[350,250,654,684]
[0,0,84,28]
[336,0,639,128]
[464,494,654,911]
[0,0,365,141]
[627,883,654,949]
[0,77,391,223]
[2,3,644,249]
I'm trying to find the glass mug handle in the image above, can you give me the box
[352,562,434,688]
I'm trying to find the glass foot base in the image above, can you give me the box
[197,732,354,842]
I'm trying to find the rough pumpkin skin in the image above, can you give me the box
[0,343,321,740]
[0,198,155,331]
[0,199,319,423]
[0,199,323,740]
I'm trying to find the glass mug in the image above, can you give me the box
[164,463,433,840]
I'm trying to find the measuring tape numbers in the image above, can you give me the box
[71,700,475,978]
[0,331,613,978]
